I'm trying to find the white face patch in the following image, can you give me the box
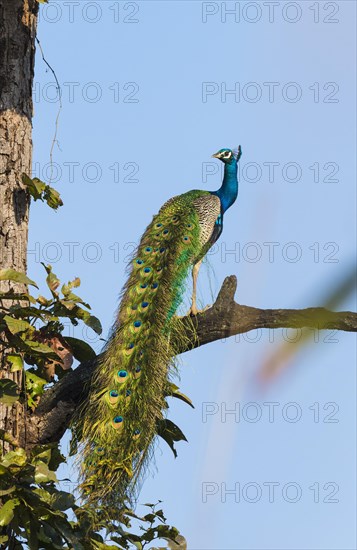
[222,150,232,159]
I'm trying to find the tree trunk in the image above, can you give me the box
[0,0,38,450]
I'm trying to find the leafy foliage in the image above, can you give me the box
[21,174,63,210]
[0,268,187,547]
[0,444,186,549]
[0,265,101,406]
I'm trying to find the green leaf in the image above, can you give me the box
[3,315,32,334]
[23,339,57,356]
[0,379,19,404]
[50,491,75,511]
[0,268,38,288]
[9,305,54,322]
[63,337,96,362]
[37,295,52,306]
[41,263,60,295]
[71,277,80,288]
[154,509,166,522]
[32,448,52,465]
[26,372,47,396]
[142,513,156,523]
[0,498,20,526]
[26,371,47,409]
[43,185,63,210]
[74,307,102,335]
[23,174,63,210]
[2,448,27,468]
[165,383,194,408]
[47,444,66,471]
[0,486,16,497]
[61,290,90,309]
[6,354,24,372]
[34,461,57,483]
[31,443,66,471]
[156,419,187,458]
[0,464,9,475]
[22,174,46,200]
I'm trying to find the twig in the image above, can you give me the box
[35,37,62,185]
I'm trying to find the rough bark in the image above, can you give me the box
[0,0,38,450]
[26,275,357,447]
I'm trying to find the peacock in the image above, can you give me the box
[76,145,242,519]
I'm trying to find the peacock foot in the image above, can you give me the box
[187,303,212,316]
[175,304,211,318]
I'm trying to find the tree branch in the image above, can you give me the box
[28,275,357,446]
[180,275,357,348]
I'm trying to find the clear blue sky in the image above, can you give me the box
[30,1,356,548]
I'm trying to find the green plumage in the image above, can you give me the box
[77,190,211,517]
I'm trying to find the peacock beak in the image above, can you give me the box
[212,152,220,158]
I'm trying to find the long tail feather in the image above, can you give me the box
[75,195,203,518]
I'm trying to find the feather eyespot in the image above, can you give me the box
[125,389,132,398]
[141,301,149,309]
[133,429,141,440]
[156,267,163,273]
[186,223,194,230]
[96,446,105,456]
[162,229,169,236]
[144,246,152,254]
[133,320,142,332]
[183,236,191,244]
[108,389,119,404]
[151,282,159,290]
[116,369,129,382]
[124,343,135,356]
[155,223,163,228]
[137,283,148,294]
[143,267,152,276]
[135,259,144,266]
[133,365,142,379]
[159,247,166,254]
[111,415,124,430]
[172,216,180,224]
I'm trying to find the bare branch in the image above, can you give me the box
[28,275,357,446]
[182,275,357,349]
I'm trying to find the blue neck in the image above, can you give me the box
[213,160,238,213]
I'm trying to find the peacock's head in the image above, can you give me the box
[212,145,242,164]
